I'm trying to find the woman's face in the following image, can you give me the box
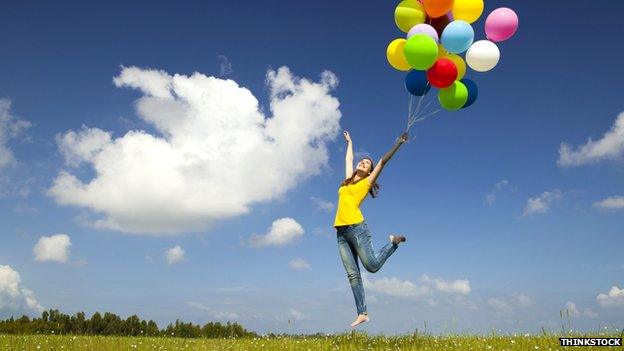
[356,158,372,174]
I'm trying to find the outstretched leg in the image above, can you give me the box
[352,223,398,273]
[337,233,367,315]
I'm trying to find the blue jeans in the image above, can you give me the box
[336,221,398,315]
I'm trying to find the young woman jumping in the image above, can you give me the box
[335,130,409,328]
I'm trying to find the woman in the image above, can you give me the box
[335,130,408,328]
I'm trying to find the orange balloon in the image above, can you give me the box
[423,0,454,18]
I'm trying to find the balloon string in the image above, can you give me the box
[408,94,414,123]
[405,89,442,134]
[414,109,441,123]
[406,83,430,133]
[414,86,427,116]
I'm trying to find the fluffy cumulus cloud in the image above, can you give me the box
[597,286,624,307]
[250,218,304,247]
[0,265,44,313]
[594,196,624,211]
[164,245,185,265]
[420,275,471,295]
[48,66,341,234]
[363,274,471,300]
[522,189,563,217]
[364,276,432,299]
[289,258,311,270]
[33,234,71,263]
[0,99,31,171]
[558,112,624,167]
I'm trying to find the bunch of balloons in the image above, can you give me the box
[387,0,518,112]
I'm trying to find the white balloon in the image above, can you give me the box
[466,40,500,72]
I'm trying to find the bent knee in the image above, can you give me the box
[363,264,380,273]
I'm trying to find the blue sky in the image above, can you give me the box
[0,0,623,335]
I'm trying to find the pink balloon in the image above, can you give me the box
[485,7,519,42]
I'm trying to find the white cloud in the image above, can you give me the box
[563,301,599,319]
[33,234,71,263]
[420,275,471,295]
[365,276,432,299]
[487,297,511,311]
[515,294,532,307]
[594,196,624,211]
[487,294,532,311]
[558,112,624,167]
[249,218,304,247]
[164,245,185,265]
[289,258,311,270]
[564,301,580,317]
[485,180,510,205]
[597,286,624,307]
[0,265,44,313]
[48,66,341,235]
[522,189,563,216]
[56,127,112,167]
[187,301,240,320]
[583,308,599,319]
[363,274,471,300]
[0,99,31,171]
[218,55,233,76]
[310,196,335,212]
[289,308,307,321]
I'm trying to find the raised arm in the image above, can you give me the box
[343,131,354,178]
[368,132,409,185]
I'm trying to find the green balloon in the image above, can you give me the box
[394,0,426,33]
[438,81,469,111]
[403,34,438,70]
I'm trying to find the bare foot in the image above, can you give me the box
[350,314,370,327]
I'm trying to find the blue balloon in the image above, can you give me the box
[441,20,474,54]
[461,78,478,108]
[405,70,431,96]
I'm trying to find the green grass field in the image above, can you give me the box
[2,332,622,351]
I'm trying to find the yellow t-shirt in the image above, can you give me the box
[334,177,372,227]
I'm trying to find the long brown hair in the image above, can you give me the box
[340,157,380,198]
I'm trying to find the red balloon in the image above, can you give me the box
[427,58,458,88]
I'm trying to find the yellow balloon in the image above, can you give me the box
[451,0,484,24]
[443,53,467,80]
[437,44,448,58]
[394,0,426,33]
[386,39,411,71]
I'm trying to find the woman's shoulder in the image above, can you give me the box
[354,176,372,188]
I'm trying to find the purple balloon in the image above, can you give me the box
[407,23,439,43]
[485,7,519,42]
